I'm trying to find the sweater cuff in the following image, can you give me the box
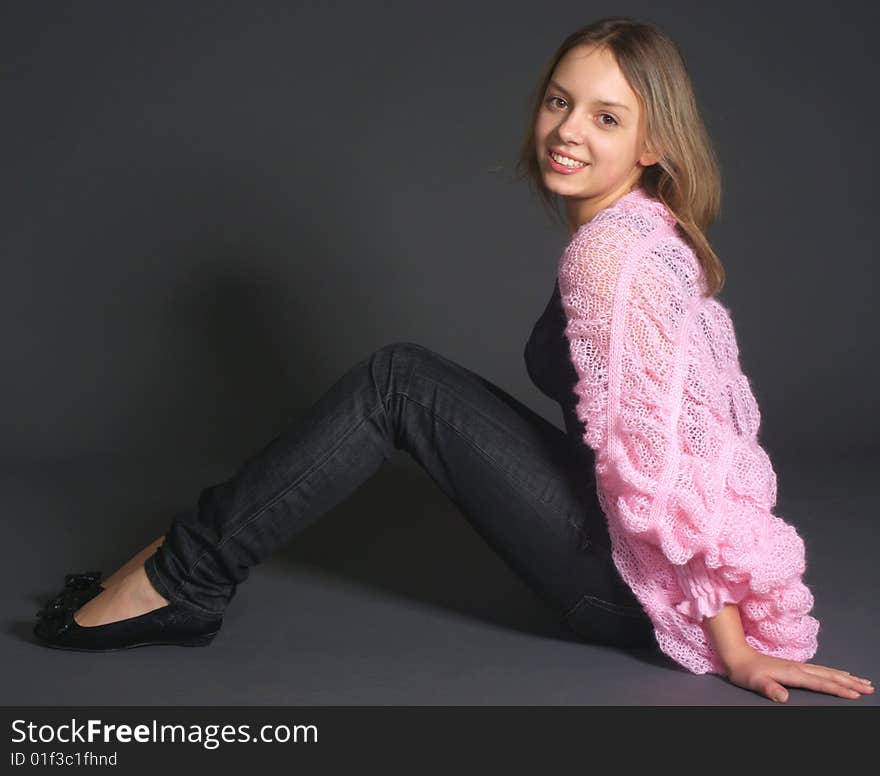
[673,557,750,622]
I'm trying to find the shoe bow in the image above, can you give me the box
[64,571,102,589]
[35,605,77,638]
[36,571,103,620]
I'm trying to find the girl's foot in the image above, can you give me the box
[100,536,166,591]
[73,564,169,627]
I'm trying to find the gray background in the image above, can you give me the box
[3,1,877,705]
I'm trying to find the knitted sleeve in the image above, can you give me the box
[558,206,820,675]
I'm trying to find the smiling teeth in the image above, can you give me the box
[550,151,587,168]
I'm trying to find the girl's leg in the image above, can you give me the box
[100,536,166,590]
[120,342,651,646]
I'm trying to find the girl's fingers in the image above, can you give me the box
[804,663,871,683]
[800,664,874,693]
[782,668,870,699]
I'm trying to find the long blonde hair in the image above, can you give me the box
[514,17,726,297]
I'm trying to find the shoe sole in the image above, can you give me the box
[35,631,220,652]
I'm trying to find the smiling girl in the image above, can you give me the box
[33,16,872,704]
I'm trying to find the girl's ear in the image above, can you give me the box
[639,143,662,168]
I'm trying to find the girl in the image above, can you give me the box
[34,17,872,704]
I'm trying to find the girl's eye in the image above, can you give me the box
[545,96,618,127]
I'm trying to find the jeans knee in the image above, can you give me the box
[373,341,435,379]
[363,341,431,401]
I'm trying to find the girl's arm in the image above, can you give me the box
[706,602,874,702]
[704,603,752,671]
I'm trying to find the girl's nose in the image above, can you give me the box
[558,119,586,145]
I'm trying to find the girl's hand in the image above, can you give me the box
[724,647,874,702]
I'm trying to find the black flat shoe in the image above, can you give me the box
[36,571,106,619]
[32,601,223,651]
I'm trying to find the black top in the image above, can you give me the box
[523,279,587,445]
[523,280,609,554]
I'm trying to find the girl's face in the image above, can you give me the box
[534,44,659,236]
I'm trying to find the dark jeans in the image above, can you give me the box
[144,342,655,648]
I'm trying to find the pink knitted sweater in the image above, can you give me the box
[557,185,820,675]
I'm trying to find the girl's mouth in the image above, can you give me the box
[547,149,590,174]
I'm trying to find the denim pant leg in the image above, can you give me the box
[144,341,655,648]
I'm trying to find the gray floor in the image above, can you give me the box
[4,449,877,706]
